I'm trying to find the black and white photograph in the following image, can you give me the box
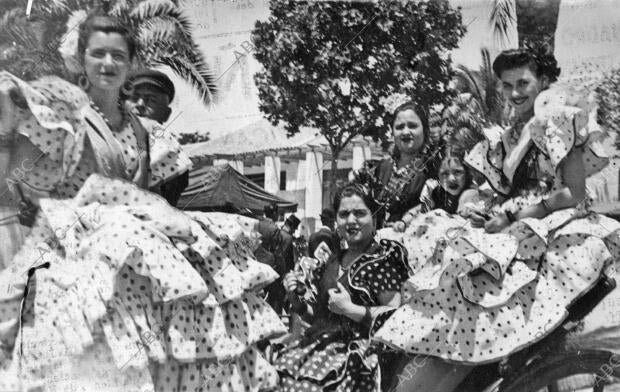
[0,0,619,391]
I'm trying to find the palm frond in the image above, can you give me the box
[130,0,193,38]
[151,53,216,105]
[489,0,515,45]
[479,47,504,124]
[454,64,484,104]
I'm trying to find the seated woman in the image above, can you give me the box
[393,126,484,232]
[374,47,620,392]
[273,183,411,391]
[0,14,284,392]
[360,94,440,227]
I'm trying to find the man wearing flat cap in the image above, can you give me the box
[128,69,189,206]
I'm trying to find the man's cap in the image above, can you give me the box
[285,214,301,230]
[128,69,175,101]
[320,208,335,220]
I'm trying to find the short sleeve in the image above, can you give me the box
[531,103,610,177]
[2,72,89,192]
[140,117,193,187]
[350,240,410,304]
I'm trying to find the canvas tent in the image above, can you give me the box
[178,163,297,214]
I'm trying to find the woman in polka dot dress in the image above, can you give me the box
[274,183,411,391]
[0,14,285,392]
[375,48,620,391]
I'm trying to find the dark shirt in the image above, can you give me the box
[374,158,427,223]
[255,218,295,314]
[158,171,189,206]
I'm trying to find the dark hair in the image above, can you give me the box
[443,126,484,159]
[387,101,431,163]
[333,183,381,218]
[492,48,561,82]
[77,14,137,63]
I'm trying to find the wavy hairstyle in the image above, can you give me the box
[492,47,561,82]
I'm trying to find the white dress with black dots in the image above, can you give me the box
[375,96,620,364]
[0,73,285,392]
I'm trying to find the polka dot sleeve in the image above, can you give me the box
[349,240,410,304]
[2,72,89,191]
[139,116,193,187]
[530,104,611,177]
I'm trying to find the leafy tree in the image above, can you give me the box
[0,0,216,103]
[177,131,210,145]
[252,0,466,194]
[440,47,506,137]
[596,67,620,148]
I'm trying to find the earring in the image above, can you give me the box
[78,73,90,91]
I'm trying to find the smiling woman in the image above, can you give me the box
[274,182,411,392]
[0,12,285,392]
[360,96,439,227]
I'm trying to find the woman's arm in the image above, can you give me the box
[334,289,401,325]
[514,147,586,220]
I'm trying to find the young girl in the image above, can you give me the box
[393,126,484,232]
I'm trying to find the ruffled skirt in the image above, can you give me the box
[273,326,381,392]
[0,174,286,391]
[375,207,620,364]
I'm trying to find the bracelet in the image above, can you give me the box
[540,199,552,214]
[505,210,517,223]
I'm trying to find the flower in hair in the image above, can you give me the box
[380,92,411,115]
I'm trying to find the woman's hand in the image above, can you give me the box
[283,271,305,294]
[327,282,354,316]
[468,210,489,228]
[392,220,406,232]
[484,213,510,233]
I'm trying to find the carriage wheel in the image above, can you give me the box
[498,350,620,392]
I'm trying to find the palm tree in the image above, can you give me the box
[0,0,216,104]
[433,48,505,144]
[490,0,562,51]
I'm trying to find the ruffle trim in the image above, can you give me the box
[154,346,279,392]
[139,116,193,187]
[1,72,89,191]
[0,174,285,378]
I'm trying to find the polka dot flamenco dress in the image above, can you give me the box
[273,240,410,391]
[0,72,286,391]
[375,90,620,364]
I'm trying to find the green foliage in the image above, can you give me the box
[252,0,466,155]
[596,67,620,146]
[445,48,506,134]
